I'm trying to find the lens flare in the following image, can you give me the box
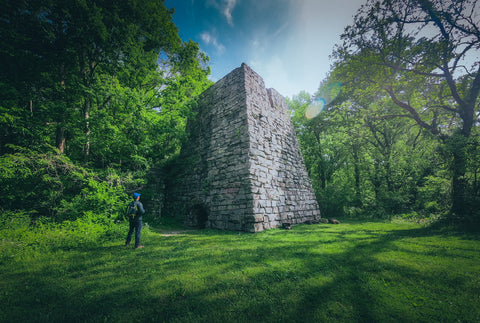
[305,98,326,119]
[317,82,342,106]
[304,82,342,119]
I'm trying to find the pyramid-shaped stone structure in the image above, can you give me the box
[166,63,321,232]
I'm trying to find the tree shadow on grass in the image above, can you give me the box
[277,225,479,322]
[1,223,478,322]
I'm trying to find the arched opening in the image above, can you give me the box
[190,204,208,229]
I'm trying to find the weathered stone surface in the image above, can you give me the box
[165,63,321,232]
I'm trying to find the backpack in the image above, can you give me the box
[127,202,138,219]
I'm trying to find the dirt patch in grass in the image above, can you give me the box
[160,230,195,236]
[149,226,196,236]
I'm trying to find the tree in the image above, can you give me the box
[0,0,180,156]
[289,75,449,219]
[0,0,213,220]
[334,0,480,219]
[289,90,359,217]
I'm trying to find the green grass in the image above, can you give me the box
[1,220,479,322]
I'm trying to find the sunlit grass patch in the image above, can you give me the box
[1,219,479,322]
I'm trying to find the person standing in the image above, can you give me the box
[125,192,145,248]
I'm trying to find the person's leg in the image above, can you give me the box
[134,220,143,248]
[125,220,135,245]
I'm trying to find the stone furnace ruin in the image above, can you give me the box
[167,63,321,232]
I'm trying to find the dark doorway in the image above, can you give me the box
[191,204,208,229]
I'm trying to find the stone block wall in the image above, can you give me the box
[166,63,321,232]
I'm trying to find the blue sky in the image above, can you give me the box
[165,0,366,98]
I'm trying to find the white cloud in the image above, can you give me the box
[244,0,363,97]
[207,0,238,26]
[272,22,290,40]
[223,0,237,26]
[197,0,364,97]
[200,31,226,54]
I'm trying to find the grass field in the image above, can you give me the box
[1,220,479,322]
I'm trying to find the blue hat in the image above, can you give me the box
[133,192,141,199]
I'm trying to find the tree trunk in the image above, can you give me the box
[450,133,468,217]
[84,109,90,159]
[372,160,381,204]
[352,142,362,207]
[56,126,66,154]
[83,99,91,162]
[56,64,67,154]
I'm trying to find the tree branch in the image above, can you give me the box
[467,65,480,106]
[384,85,441,137]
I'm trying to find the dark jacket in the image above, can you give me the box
[128,200,145,221]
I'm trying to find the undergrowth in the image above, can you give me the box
[0,211,126,252]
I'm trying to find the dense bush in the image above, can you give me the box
[0,210,127,252]
[0,146,131,222]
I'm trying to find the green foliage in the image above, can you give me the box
[288,78,451,220]
[0,210,126,251]
[417,175,451,214]
[315,183,350,218]
[0,210,32,231]
[0,147,133,222]
[58,179,129,221]
[0,146,88,217]
[0,0,212,230]
[0,0,211,168]
[331,0,480,218]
